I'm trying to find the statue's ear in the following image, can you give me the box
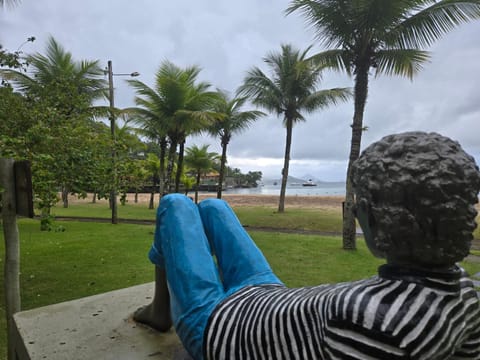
[358,198,369,213]
[354,198,369,228]
[356,198,384,258]
[355,198,372,222]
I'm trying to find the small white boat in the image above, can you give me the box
[302,179,317,187]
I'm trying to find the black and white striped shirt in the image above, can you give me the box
[204,265,480,359]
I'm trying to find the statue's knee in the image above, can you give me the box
[158,194,193,213]
[198,198,228,217]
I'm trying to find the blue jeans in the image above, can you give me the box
[148,194,283,359]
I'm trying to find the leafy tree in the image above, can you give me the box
[243,171,263,188]
[81,122,112,203]
[0,36,34,76]
[115,124,146,206]
[0,37,107,225]
[239,44,350,213]
[0,87,30,136]
[129,61,220,194]
[287,0,480,249]
[184,144,220,203]
[208,90,264,199]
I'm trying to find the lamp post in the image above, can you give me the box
[106,60,139,224]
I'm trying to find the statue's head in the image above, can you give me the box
[352,132,480,268]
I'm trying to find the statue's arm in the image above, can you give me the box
[451,327,480,359]
[323,319,406,359]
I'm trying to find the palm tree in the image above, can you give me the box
[238,44,351,213]
[208,90,265,199]
[184,144,220,203]
[125,84,170,198]
[129,61,220,195]
[287,0,480,250]
[1,36,106,117]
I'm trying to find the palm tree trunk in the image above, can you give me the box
[278,118,293,213]
[343,62,370,250]
[158,137,167,197]
[217,140,228,199]
[164,138,177,195]
[195,171,201,204]
[175,139,185,193]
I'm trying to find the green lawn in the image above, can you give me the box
[49,201,480,238]
[51,202,343,233]
[1,204,480,357]
[52,201,158,221]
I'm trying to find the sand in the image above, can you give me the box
[67,193,345,211]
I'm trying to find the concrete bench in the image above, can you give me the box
[13,283,191,359]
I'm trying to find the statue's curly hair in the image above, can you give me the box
[352,132,480,266]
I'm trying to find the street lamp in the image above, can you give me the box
[106,60,139,224]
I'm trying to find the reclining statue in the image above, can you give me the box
[135,131,480,359]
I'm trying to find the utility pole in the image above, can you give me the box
[107,60,118,224]
[106,61,139,224]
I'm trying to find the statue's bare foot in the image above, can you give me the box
[134,302,172,332]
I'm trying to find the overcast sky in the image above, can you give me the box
[1,1,479,181]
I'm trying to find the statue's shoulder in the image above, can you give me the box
[323,272,480,358]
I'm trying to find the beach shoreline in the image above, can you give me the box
[66,193,345,211]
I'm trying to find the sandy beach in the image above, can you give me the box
[68,193,345,211]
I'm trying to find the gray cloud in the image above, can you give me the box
[1,0,479,180]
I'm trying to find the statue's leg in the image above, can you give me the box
[138,194,225,358]
[133,266,172,331]
[198,198,283,296]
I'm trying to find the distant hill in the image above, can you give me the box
[301,174,323,183]
[262,175,314,185]
[262,176,304,185]
[262,175,344,185]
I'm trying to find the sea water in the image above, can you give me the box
[221,182,346,196]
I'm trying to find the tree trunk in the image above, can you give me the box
[158,137,167,197]
[217,139,229,199]
[134,191,138,203]
[278,118,293,213]
[0,158,21,360]
[40,207,51,231]
[343,61,370,250]
[92,190,97,204]
[175,139,185,193]
[195,171,201,204]
[149,191,154,210]
[164,139,177,195]
[62,187,69,208]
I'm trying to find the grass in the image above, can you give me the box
[2,202,480,357]
[235,207,342,233]
[51,202,343,233]
[0,220,156,356]
[52,201,157,221]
